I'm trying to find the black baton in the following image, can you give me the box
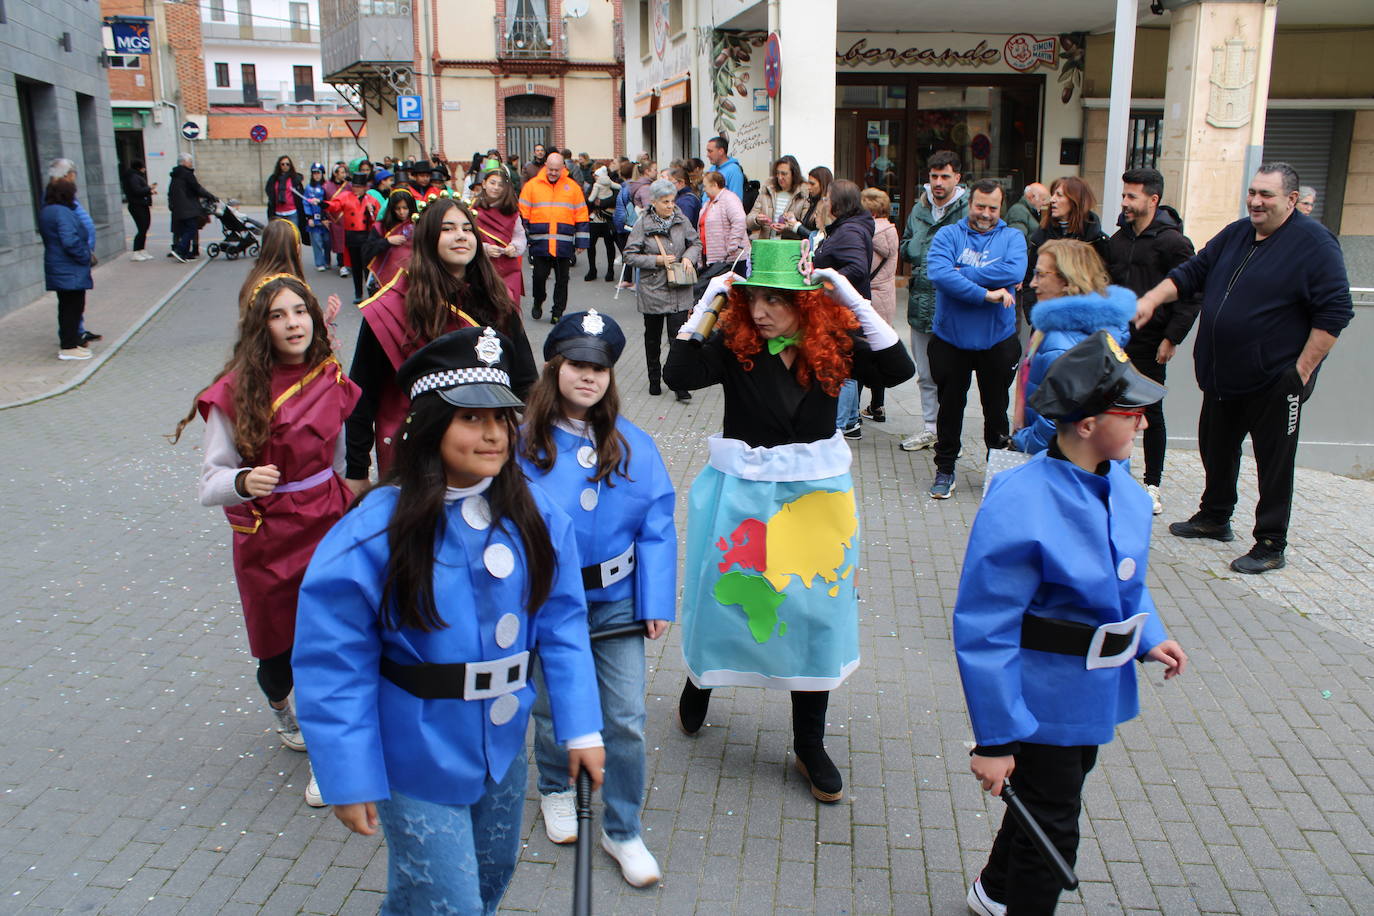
[571,621,647,915]
[1000,783,1079,891]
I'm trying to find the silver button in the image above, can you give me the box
[489,693,519,726]
[484,543,515,579]
[494,612,520,649]
[580,487,598,511]
[461,495,491,531]
[1117,557,1137,581]
[577,445,596,469]
[382,436,392,445]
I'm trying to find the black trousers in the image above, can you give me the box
[531,255,571,316]
[585,223,617,277]
[1196,368,1311,550]
[129,204,151,251]
[56,289,86,349]
[979,743,1098,915]
[256,648,294,704]
[928,333,1021,474]
[1128,353,1168,487]
[643,310,687,387]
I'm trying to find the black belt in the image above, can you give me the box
[380,651,529,700]
[581,543,636,591]
[1021,614,1136,659]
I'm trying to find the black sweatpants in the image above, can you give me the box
[1196,367,1312,551]
[585,223,617,278]
[643,310,687,387]
[256,648,293,704]
[979,743,1098,914]
[928,332,1021,474]
[1129,354,1168,487]
[56,289,86,349]
[345,229,369,301]
[531,255,571,316]
[129,204,151,252]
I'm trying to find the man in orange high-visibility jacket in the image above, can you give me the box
[518,152,589,322]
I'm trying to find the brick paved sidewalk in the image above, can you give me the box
[2,260,1373,914]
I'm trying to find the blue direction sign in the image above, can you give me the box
[397,95,423,122]
[250,124,268,143]
[181,121,200,140]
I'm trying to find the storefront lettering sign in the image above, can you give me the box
[1003,34,1056,72]
[836,38,1001,69]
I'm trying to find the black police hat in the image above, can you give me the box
[1028,330,1166,422]
[349,171,370,186]
[397,326,525,410]
[543,309,626,368]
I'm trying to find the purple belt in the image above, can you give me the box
[274,467,334,494]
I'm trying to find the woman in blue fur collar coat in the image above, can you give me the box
[1013,240,1135,454]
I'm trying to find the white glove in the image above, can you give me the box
[680,272,742,337]
[809,267,900,350]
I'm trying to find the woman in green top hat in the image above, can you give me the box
[663,238,915,802]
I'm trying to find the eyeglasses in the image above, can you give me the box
[1032,269,1061,280]
[1104,408,1146,421]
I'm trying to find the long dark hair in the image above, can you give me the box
[171,275,332,455]
[238,219,305,313]
[1041,176,1097,237]
[521,355,632,485]
[473,171,518,216]
[376,395,555,630]
[381,188,416,233]
[770,155,804,194]
[405,197,516,341]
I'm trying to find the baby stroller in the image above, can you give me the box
[205,199,263,260]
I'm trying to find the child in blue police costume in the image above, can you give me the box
[955,331,1189,915]
[518,309,677,887]
[292,326,605,916]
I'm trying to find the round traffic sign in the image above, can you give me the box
[250,124,269,143]
[765,33,781,98]
[181,121,200,141]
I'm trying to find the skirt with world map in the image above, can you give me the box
[681,431,861,690]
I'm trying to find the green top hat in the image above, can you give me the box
[733,239,823,291]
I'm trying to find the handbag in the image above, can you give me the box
[982,448,1032,499]
[654,234,697,288]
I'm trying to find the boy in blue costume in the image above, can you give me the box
[955,331,1189,915]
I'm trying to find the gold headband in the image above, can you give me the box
[273,217,302,244]
[251,272,301,302]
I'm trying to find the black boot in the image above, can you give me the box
[791,691,842,802]
[678,680,711,735]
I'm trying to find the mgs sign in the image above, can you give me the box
[111,21,152,56]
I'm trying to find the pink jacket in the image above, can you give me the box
[870,217,899,324]
[697,189,748,266]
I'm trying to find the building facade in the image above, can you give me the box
[2,0,124,318]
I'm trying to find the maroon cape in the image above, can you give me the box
[474,205,524,304]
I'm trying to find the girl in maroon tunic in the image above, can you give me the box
[471,166,526,307]
[172,273,360,807]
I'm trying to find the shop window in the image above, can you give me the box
[76,93,109,224]
[241,63,258,105]
[214,62,230,88]
[1128,113,1162,169]
[16,77,57,230]
[668,0,682,34]
[109,55,142,69]
[638,0,649,59]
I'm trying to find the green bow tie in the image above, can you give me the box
[767,334,801,355]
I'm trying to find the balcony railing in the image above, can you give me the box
[494,15,565,60]
[201,21,319,44]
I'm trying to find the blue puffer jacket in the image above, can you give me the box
[39,202,93,292]
[1013,285,1135,454]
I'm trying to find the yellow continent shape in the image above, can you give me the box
[761,488,857,592]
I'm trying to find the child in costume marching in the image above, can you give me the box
[955,331,1188,915]
[664,239,914,802]
[293,327,605,916]
[518,310,676,887]
[171,273,360,807]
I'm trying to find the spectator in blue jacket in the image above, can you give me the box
[302,163,332,271]
[924,179,1028,499]
[702,136,744,202]
[38,158,95,361]
[1134,162,1354,575]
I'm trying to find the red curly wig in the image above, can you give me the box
[718,286,860,397]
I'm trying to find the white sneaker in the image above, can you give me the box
[900,429,936,451]
[1145,484,1163,516]
[316,264,328,272]
[304,768,325,807]
[339,266,350,277]
[58,346,92,361]
[966,878,1006,916]
[539,790,578,844]
[600,831,662,887]
[271,697,307,752]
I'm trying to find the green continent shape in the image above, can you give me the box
[713,571,787,643]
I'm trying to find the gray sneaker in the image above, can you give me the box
[929,471,956,500]
[271,699,307,752]
[900,429,936,451]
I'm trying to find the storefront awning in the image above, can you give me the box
[111,109,150,130]
[659,72,690,109]
[633,89,657,118]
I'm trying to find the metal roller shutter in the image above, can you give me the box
[1262,110,1334,225]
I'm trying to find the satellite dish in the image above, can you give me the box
[564,0,589,17]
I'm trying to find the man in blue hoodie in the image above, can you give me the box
[925,179,1028,499]
[702,136,744,201]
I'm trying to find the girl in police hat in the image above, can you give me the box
[664,238,915,803]
[293,325,604,916]
[171,274,360,808]
[955,331,1187,915]
[518,310,676,887]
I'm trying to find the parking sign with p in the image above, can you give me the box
[397,95,423,122]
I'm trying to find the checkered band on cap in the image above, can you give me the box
[409,367,512,400]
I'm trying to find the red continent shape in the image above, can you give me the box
[718,518,767,574]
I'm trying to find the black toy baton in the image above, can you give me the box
[1000,783,1079,891]
[572,622,647,915]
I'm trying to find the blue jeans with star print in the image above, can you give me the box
[375,747,527,916]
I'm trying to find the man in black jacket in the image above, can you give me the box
[1106,168,1201,515]
[1134,162,1353,574]
[167,153,216,261]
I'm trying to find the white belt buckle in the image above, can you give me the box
[463,650,530,700]
[599,543,636,588]
[1085,613,1149,670]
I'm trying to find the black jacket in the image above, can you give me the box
[815,209,875,299]
[1106,206,1202,358]
[1024,211,1111,319]
[1169,210,1353,398]
[122,169,153,208]
[265,172,306,226]
[168,165,214,220]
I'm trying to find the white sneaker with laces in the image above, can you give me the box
[1145,484,1163,516]
[271,697,307,752]
[304,768,325,807]
[600,831,662,887]
[900,429,936,451]
[966,878,1006,916]
[58,346,92,361]
[339,266,350,277]
[539,790,578,844]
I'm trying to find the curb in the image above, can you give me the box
[0,257,210,411]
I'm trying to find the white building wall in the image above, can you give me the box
[200,0,342,107]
